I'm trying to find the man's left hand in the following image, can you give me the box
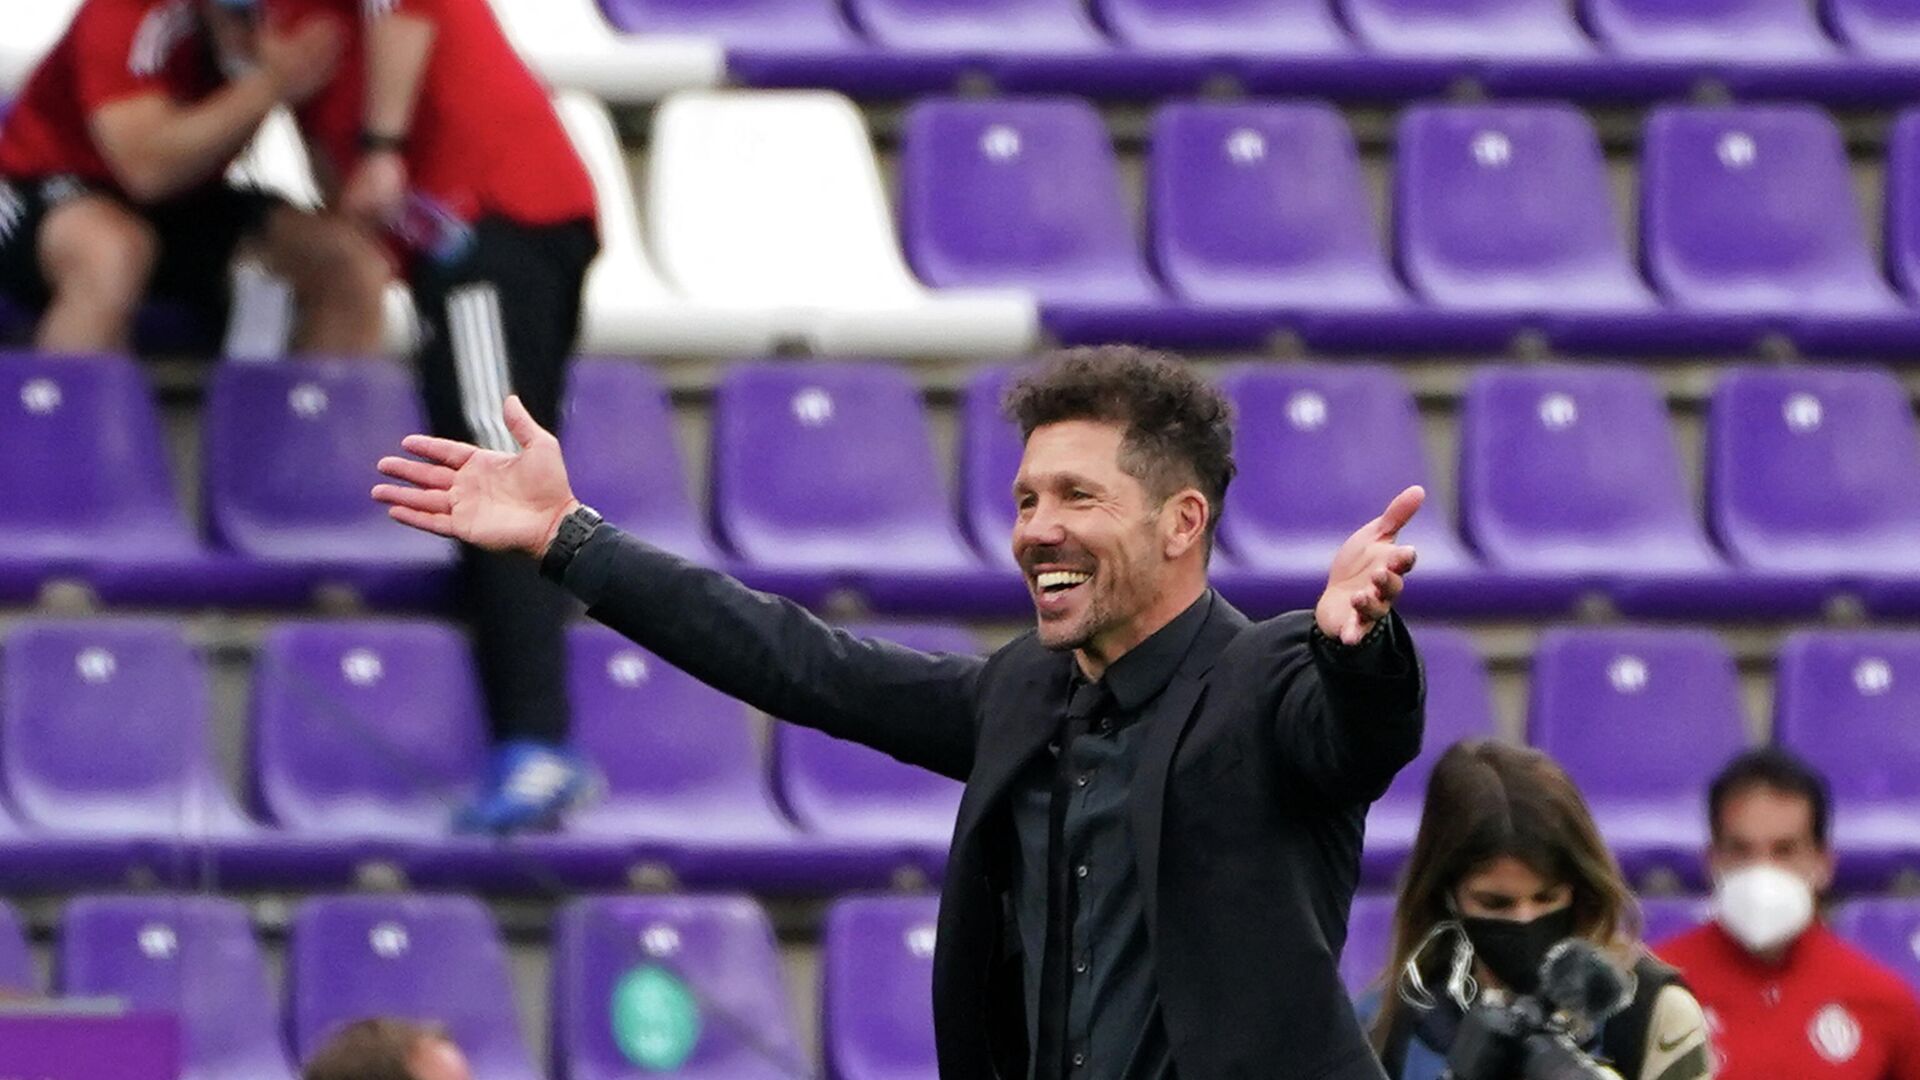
[1316,485,1424,646]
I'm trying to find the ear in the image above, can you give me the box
[1162,488,1210,559]
[1811,848,1837,895]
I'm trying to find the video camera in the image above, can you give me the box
[1442,938,1634,1080]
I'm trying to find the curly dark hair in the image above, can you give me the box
[1003,346,1236,546]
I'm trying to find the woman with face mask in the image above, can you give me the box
[1357,740,1715,1080]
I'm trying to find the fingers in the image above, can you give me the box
[1386,544,1418,576]
[386,504,455,537]
[400,433,478,469]
[502,395,549,452]
[371,483,452,515]
[1374,485,1426,541]
[375,455,456,491]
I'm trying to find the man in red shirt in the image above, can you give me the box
[0,0,388,352]
[1658,749,1920,1080]
[270,0,600,831]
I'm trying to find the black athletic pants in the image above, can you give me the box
[411,215,597,746]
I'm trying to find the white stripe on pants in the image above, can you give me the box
[448,284,519,454]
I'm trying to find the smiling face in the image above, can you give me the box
[1011,420,1206,667]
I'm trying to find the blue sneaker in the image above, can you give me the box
[455,740,600,835]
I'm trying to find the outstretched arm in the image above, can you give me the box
[372,396,982,779]
[1269,486,1427,804]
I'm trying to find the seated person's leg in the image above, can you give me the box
[252,203,390,355]
[33,191,158,353]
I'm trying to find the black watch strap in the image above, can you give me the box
[539,504,604,583]
[358,129,407,155]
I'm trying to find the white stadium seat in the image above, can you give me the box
[553,90,780,357]
[0,0,80,93]
[646,90,1039,359]
[487,0,722,103]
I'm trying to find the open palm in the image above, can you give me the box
[1316,485,1424,645]
[371,395,580,558]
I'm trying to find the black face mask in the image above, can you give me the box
[1459,906,1578,996]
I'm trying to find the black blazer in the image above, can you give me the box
[563,530,1427,1080]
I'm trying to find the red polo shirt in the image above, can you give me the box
[1658,922,1920,1080]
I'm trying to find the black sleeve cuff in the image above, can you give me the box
[1310,613,1413,679]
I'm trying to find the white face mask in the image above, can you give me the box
[1713,863,1815,953]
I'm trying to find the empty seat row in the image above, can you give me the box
[14,352,1920,619]
[16,889,1916,1080]
[1340,894,1920,996]
[598,0,1920,103]
[907,97,1920,356]
[0,617,963,892]
[0,613,1914,891]
[0,891,930,1080]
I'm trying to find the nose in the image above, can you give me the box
[1012,501,1067,557]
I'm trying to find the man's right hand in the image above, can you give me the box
[258,16,343,107]
[373,396,582,559]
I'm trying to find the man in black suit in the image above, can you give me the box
[373,347,1427,1079]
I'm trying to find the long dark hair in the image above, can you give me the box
[1368,740,1642,1052]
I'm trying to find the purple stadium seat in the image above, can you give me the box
[773,623,971,877]
[900,98,1159,308]
[2,620,256,883]
[959,365,1023,575]
[1584,0,1836,59]
[1833,899,1920,991]
[203,358,456,608]
[1097,0,1351,55]
[251,621,485,845]
[1340,895,1397,996]
[563,359,719,567]
[1148,102,1413,338]
[1362,627,1498,884]
[0,354,199,600]
[1530,628,1749,888]
[289,895,538,1080]
[498,624,877,893]
[597,0,855,47]
[61,896,294,1080]
[1641,106,1913,354]
[1395,105,1656,329]
[712,362,989,613]
[823,894,940,1080]
[1460,367,1756,616]
[1641,896,1713,948]
[1885,111,1920,300]
[847,0,1105,52]
[1216,365,1493,615]
[555,895,805,1080]
[1339,0,1593,57]
[1827,0,1920,58]
[1707,367,1920,588]
[1774,632,1920,888]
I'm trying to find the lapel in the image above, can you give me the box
[1129,598,1249,939]
[950,654,1072,857]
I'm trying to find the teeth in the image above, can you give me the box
[1036,571,1092,590]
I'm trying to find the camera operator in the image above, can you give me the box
[1358,741,1715,1080]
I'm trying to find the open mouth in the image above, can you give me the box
[1033,569,1092,596]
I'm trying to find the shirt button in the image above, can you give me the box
[1075,773,1091,787]
[1075,864,1089,879]
[1072,1053,1086,1068]
[1074,956,1089,973]
[1096,718,1113,734]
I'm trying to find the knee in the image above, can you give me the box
[46,213,157,312]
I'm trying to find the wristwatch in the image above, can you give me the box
[539,504,604,583]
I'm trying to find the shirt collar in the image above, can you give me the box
[1092,590,1215,712]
